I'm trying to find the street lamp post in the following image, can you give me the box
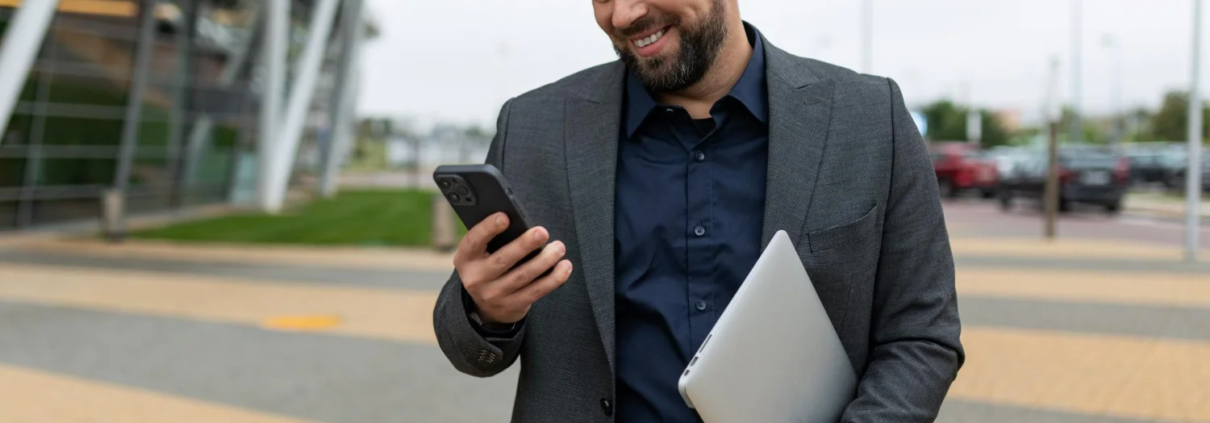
[1103,34,1123,148]
[861,0,872,73]
[1187,0,1204,263]
[1070,0,1084,144]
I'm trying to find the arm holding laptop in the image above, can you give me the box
[837,80,965,423]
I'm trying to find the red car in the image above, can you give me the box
[930,143,999,198]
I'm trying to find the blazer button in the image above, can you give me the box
[600,398,613,416]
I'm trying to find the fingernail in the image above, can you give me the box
[555,242,566,255]
[533,228,545,241]
[496,215,507,227]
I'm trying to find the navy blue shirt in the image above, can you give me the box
[614,24,769,423]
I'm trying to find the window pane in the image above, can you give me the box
[46,26,136,73]
[47,73,131,106]
[0,201,16,230]
[126,188,171,214]
[32,198,100,226]
[38,158,117,186]
[128,156,171,189]
[2,114,35,145]
[0,158,27,188]
[42,116,124,146]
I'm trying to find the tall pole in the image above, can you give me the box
[1186,0,1204,263]
[1070,0,1083,144]
[861,0,872,74]
[1045,57,1062,240]
[1104,34,1123,148]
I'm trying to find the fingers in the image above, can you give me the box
[515,260,573,304]
[454,212,510,267]
[483,226,550,276]
[494,240,566,295]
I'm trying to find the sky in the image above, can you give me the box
[357,0,1202,129]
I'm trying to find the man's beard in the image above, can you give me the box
[614,0,728,93]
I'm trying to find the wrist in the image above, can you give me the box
[469,309,519,331]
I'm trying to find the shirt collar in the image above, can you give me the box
[624,22,769,138]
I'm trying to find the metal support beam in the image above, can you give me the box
[319,0,365,198]
[257,0,290,211]
[167,0,199,208]
[113,0,160,191]
[1187,0,1204,263]
[0,0,59,144]
[264,0,341,212]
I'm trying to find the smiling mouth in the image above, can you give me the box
[632,28,668,48]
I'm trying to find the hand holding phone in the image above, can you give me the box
[452,213,573,325]
[435,165,573,325]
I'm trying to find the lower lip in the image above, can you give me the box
[632,27,672,58]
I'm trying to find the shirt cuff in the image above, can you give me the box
[462,287,525,340]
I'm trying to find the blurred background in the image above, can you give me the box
[0,0,1208,422]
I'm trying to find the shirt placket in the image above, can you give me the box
[683,115,716,355]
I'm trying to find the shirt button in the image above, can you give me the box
[693,225,706,236]
[696,301,708,311]
[693,151,706,161]
[600,398,613,416]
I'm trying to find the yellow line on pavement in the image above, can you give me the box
[951,237,1187,261]
[0,263,438,344]
[0,364,321,423]
[957,267,1210,308]
[953,327,1210,423]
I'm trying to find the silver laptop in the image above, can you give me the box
[677,230,857,423]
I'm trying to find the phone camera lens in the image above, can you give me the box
[447,193,461,203]
[456,185,469,196]
[439,179,452,190]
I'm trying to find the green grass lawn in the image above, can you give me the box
[131,189,462,247]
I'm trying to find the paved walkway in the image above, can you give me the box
[0,203,1208,422]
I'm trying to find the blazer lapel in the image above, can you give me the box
[761,44,835,248]
[565,62,625,374]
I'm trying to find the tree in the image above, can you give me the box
[1145,90,1210,142]
[1058,107,1108,144]
[921,100,967,141]
[920,100,1012,147]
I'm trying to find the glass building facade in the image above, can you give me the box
[0,0,354,231]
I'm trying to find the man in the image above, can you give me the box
[433,0,964,421]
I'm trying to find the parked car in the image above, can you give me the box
[1126,146,1185,188]
[930,143,999,198]
[1167,154,1210,193]
[999,146,1130,213]
[985,146,1036,183]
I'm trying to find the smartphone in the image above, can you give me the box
[433,164,535,255]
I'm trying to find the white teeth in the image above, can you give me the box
[635,29,666,48]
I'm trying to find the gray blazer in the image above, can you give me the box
[433,39,964,423]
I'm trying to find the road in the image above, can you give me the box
[0,200,1207,423]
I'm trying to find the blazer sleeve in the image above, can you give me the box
[838,79,965,422]
[432,99,526,378]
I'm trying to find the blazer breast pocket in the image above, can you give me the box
[806,204,879,255]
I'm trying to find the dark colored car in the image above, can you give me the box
[930,143,999,198]
[1126,148,1185,188]
[999,147,1130,213]
[1168,154,1210,193]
